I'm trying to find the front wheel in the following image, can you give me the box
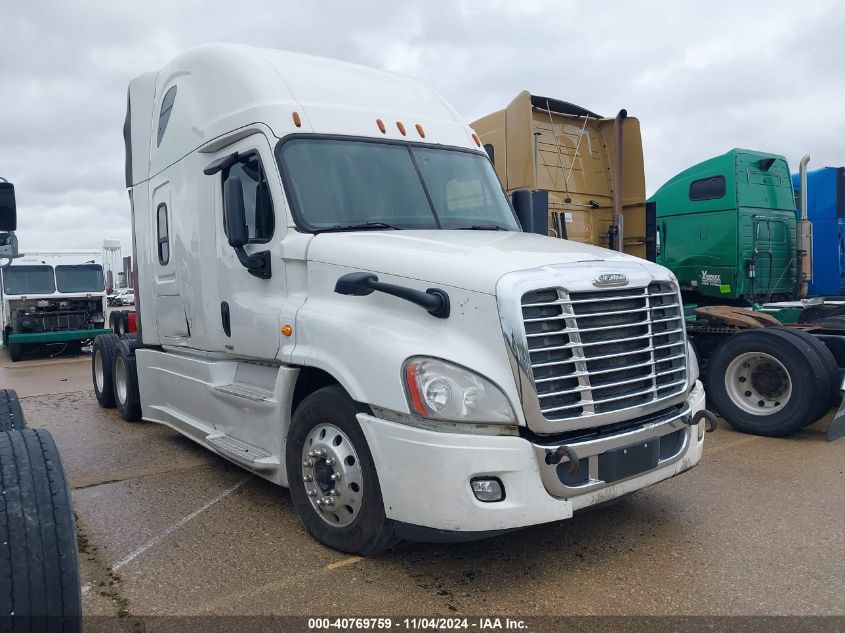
[285,385,398,555]
[707,328,828,436]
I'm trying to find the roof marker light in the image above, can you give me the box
[292,112,302,128]
[415,124,425,138]
[471,133,481,147]
[376,119,386,133]
[396,121,407,136]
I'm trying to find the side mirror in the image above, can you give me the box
[0,233,18,262]
[223,175,248,248]
[0,182,17,232]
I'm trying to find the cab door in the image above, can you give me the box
[211,135,286,360]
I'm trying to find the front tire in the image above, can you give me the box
[286,385,397,555]
[707,328,828,436]
[8,342,22,363]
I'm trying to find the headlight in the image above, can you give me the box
[687,341,700,385]
[403,357,516,424]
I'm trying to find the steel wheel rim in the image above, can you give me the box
[114,355,128,406]
[94,349,104,392]
[725,351,792,416]
[301,423,363,527]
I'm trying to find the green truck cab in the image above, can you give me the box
[651,149,798,303]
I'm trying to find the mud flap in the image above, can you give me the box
[827,397,845,441]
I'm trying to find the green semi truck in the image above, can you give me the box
[650,149,844,440]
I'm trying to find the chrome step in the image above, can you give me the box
[213,382,274,402]
[205,432,278,471]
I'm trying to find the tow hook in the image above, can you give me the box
[689,409,718,433]
[545,445,580,472]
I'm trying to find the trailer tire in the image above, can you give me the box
[286,385,398,555]
[0,429,81,623]
[0,390,26,432]
[771,327,839,424]
[92,333,120,408]
[113,340,141,422]
[8,342,22,363]
[707,328,827,436]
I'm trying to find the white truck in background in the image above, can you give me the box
[92,44,712,554]
[2,250,109,361]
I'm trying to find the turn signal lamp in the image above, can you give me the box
[281,325,293,337]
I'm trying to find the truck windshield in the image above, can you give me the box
[278,139,520,231]
[55,264,105,293]
[2,265,55,295]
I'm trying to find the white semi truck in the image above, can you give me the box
[2,250,109,361]
[93,44,712,554]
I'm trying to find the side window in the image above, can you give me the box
[222,154,275,243]
[483,143,495,165]
[157,203,169,265]
[689,175,726,201]
[157,86,177,147]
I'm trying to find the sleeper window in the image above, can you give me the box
[689,175,726,201]
[223,154,275,243]
[157,203,169,265]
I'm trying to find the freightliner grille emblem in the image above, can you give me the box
[593,273,629,287]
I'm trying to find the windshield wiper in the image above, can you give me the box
[456,224,509,231]
[314,222,402,234]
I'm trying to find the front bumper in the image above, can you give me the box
[359,380,706,533]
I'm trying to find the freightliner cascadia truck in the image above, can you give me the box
[92,44,711,554]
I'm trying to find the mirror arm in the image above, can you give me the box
[234,246,271,280]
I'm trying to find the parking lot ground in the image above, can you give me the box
[4,352,844,623]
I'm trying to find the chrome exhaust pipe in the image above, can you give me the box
[612,110,627,252]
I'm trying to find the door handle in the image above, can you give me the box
[221,301,231,337]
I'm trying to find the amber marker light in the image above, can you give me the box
[471,133,481,147]
[396,121,407,136]
[281,325,293,337]
[404,361,428,417]
[292,112,302,127]
[415,123,425,138]
[376,118,386,133]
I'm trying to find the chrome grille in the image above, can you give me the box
[521,282,687,421]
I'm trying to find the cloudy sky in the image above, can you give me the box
[1,1,842,254]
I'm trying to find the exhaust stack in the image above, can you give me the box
[611,110,627,252]
[796,154,812,299]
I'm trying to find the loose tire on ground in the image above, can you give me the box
[772,327,840,424]
[285,385,398,555]
[0,390,25,432]
[707,328,829,436]
[0,428,81,623]
[113,339,142,422]
[92,333,120,408]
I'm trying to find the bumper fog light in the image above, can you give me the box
[471,477,504,502]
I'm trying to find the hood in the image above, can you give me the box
[307,230,659,294]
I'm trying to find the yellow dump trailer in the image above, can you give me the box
[472,91,654,260]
